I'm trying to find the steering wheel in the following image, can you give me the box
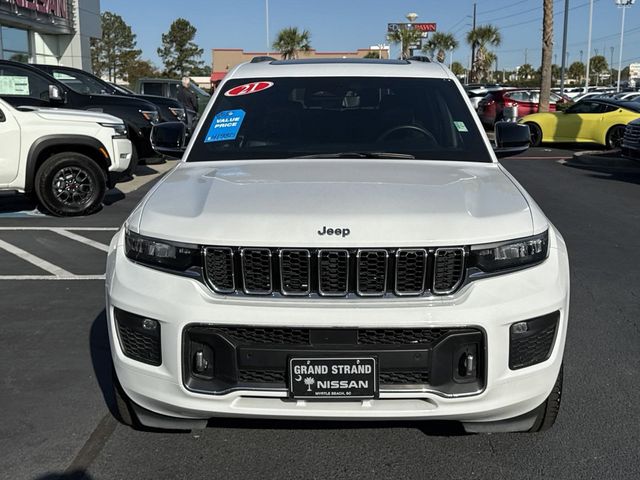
[377,125,437,144]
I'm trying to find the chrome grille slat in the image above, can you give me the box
[203,246,466,297]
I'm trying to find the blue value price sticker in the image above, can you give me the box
[204,109,246,143]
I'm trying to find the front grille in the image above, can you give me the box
[203,246,466,297]
[379,370,430,385]
[357,328,452,345]
[623,123,640,147]
[215,327,310,345]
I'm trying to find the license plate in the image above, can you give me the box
[289,357,377,399]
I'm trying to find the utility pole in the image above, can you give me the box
[471,3,477,81]
[560,0,569,95]
[610,46,615,86]
[525,48,528,65]
[585,0,594,91]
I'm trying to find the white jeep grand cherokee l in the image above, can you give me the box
[106,59,569,433]
[0,98,131,216]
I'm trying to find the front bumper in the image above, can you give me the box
[106,228,569,423]
[109,138,133,173]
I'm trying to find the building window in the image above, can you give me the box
[1,26,30,63]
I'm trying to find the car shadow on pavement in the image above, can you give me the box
[89,310,117,419]
[33,471,94,480]
[205,417,468,437]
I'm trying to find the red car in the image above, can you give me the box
[477,89,568,126]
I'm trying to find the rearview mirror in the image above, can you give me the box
[493,121,530,159]
[49,85,63,102]
[151,122,187,158]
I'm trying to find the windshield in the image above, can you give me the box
[51,69,111,95]
[188,76,492,162]
[190,81,210,97]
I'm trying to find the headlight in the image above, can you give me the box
[140,110,160,124]
[169,107,186,121]
[99,122,128,138]
[125,230,201,273]
[468,230,549,274]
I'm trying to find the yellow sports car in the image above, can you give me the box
[519,98,640,148]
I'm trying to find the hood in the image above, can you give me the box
[29,107,122,124]
[136,159,537,247]
[133,94,182,108]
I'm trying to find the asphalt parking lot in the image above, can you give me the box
[1,148,639,480]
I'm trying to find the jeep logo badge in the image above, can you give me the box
[318,226,350,237]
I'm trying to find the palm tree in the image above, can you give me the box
[518,63,535,80]
[466,24,501,82]
[589,55,609,86]
[387,26,423,60]
[304,377,315,392]
[272,27,311,60]
[539,0,554,112]
[422,32,459,63]
[568,61,585,83]
[451,61,466,77]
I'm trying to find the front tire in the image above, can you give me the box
[606,125,625,150]
[34,152,106,217]
[528,365,563,432]
[526,122,543,147]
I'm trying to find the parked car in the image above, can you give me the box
[0,60,159,175]
[477,89,568,126]
[107,58,569,434]
[31,64,188,125]
[520,98,640,148]
[135,77,211,115]
[621,117,640,160]
[465,85,507,110]
[0,98,131,216]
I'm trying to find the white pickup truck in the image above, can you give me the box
[0,98,132,216]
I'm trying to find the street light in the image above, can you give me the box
[615,0,635,92]
[585,0,594,92]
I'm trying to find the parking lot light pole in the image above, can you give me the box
[585,0,594,91]
[615,0,635,92]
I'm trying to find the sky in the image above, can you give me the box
[101,0,640,72]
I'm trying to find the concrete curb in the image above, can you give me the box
[564,150,640,174]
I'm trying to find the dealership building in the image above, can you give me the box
[0,0,100,71]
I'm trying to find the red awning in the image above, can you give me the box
[211,71,227,82]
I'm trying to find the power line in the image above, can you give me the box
[476,0,530,17]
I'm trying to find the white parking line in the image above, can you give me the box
[0,238,74,277]
[0,227,118,231]
[52,228,110,252]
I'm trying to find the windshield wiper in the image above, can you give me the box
[294,152,416,159]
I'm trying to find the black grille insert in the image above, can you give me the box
[395,249,427,295]
[241,248,273,294]
[318,249,350,296]
[204,247,235,293]
[280,249,311,295]
[357,249,388,296]
[115,309,161,366]
[433,248,465,294]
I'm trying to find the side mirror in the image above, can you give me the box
[0,108,5,122]
[493,121,530,159]
[49,85,63,102]
[151,122,187,158]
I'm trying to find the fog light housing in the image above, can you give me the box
[114,308,162,366]
[509,312,559,370]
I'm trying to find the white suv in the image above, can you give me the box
[0,98,131,216]
[107,59,569,433]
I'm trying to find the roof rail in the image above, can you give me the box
[250,56,277,63]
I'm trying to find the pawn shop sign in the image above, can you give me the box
[387,23,437,33]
